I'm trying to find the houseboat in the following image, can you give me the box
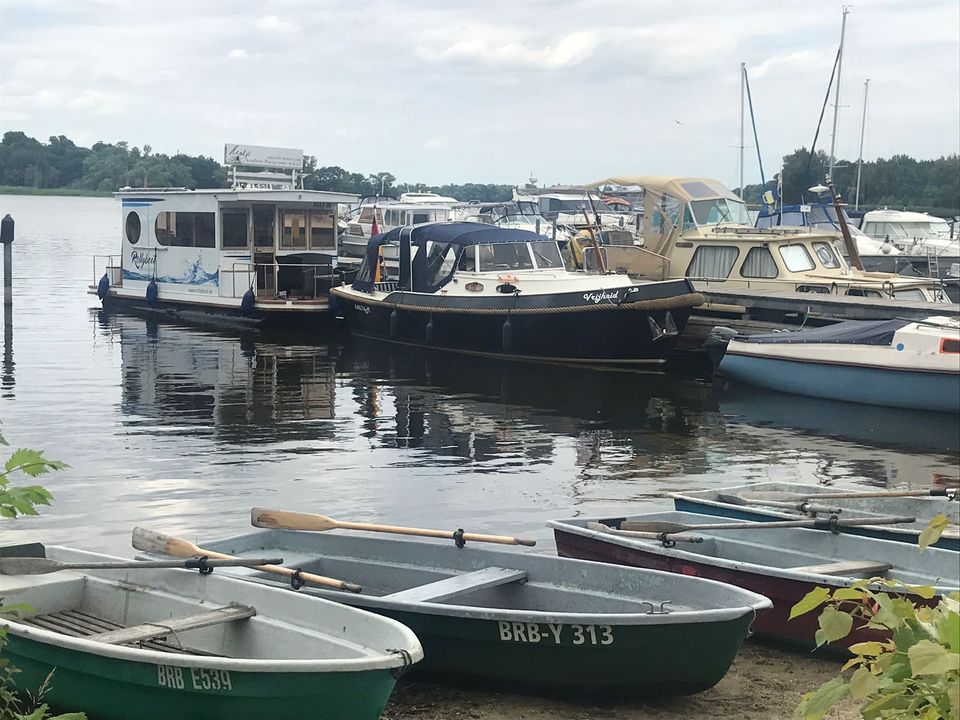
[330,222,704,365]
[91,187,358,326]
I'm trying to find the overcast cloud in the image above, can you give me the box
[0,0,957,187]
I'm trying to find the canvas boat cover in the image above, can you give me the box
[736,318,912,346]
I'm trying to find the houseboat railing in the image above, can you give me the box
[93,254,123,285]
[221,262,343,301]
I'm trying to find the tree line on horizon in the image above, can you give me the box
[0,131,956,216]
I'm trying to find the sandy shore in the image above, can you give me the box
[383,641,858,720]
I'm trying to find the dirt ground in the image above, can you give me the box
[383,641,859,720]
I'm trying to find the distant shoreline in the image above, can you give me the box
[0,186,112,198]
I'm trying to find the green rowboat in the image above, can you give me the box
[194,528,771,697]
[0,546,422,720]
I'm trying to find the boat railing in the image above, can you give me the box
[221,262,343,301]
[93,254,123,286]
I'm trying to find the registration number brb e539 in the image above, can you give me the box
[157,665,233,692]
[498,622,614,645]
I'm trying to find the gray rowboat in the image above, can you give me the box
[0,546,422,720]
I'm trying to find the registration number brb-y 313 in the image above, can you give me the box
[498,622,614,645]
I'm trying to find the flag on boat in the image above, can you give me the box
[370,209,380,237]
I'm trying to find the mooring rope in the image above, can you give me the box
[332,290,705,316]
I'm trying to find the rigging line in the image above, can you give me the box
[805,45,842,180]
[743,65,766,185]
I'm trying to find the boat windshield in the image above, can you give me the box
[478,243,534,272]
[690,198,751,226]
[529,240,565,269]
[542,198,615,215]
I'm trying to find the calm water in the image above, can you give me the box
[0,194,957,555]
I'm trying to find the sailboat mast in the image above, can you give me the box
[855,79,870,210]
[739,62,745,198]
[827,6,849,180]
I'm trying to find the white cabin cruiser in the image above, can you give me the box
[92,187,357,326]
[340,193,458,258]
[860,209,959,257]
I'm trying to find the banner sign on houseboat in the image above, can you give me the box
[223,144,304,170]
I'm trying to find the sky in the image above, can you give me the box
[0,0,957,188]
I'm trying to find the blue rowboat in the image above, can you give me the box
[671,481,960,551]
[716,316,960,413]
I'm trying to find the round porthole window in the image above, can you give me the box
[125,211,141,244]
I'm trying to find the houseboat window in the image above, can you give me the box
[154,211,215,248]
[125,211,141,244]
[478,243,534,272]
[530,240,564,269]
[309,211,335,249]
[281,211,307,249]
[812,242,840,268]
[253,206,274,247]
[411,212,431,224]
[778,244,815,272]
[893,288,927,301]
[221,210,248,248]
[685,246,739,279]
[740,247,778,278]
[384,209,401,225]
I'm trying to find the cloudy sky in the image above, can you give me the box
[0,0,957,188]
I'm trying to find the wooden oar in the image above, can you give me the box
[131,528,362,593]
[586,522,704,543]
[0,556,283,576]
[738,488,958,502]
[251,508,537,547]
[717,493,843,515]
[620,515,917,534]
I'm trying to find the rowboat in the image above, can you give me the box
[550,511,960,649]
[0,545,422,720]
[715,316,960,413]
[174,525,771,696]
[671,481,960,551]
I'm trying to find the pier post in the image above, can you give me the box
[1,214,13,306]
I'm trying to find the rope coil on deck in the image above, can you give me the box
[333,290,705,316]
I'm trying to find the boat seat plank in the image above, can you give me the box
[89,605,256,646]
[790,560,892,576]
[383,567,527,604]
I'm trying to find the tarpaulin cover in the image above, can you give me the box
[738,318,911,346]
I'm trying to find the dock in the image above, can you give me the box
[700,289,960,321]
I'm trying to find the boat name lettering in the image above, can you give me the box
[131,251,157,270]
[156,665,233,692]
[497,621,613,646]
[353,303,371,315]
[582,290,619,304]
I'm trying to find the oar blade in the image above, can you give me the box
[132,527,197,558]
[0,557,61,575]
[251,508,338,532]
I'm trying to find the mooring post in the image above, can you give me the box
[0,214,13,306]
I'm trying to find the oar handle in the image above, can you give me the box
[131,527,362,593]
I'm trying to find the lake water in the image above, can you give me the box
[0,194,957,555]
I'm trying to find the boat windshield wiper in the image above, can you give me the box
[712,202,733,228]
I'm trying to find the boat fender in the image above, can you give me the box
[96,273,110,301]
[146,279,158,307]
[240,288,256,317]
[425,316,434,344]
[502,316,513,351]
[389,309,398,338]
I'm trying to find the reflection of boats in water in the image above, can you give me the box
[715,379,960,454]
[113,314,338,444]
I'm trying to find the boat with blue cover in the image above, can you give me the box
[330,222,703,365]
[714,315,960,413]
[671,481,960,551]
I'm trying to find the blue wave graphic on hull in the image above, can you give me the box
[123,257,219,286]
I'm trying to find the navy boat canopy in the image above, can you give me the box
[373,222,544,248]
[738,318,911,346]
[352,222,548,293]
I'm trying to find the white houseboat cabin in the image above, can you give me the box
[93,187,358,325]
